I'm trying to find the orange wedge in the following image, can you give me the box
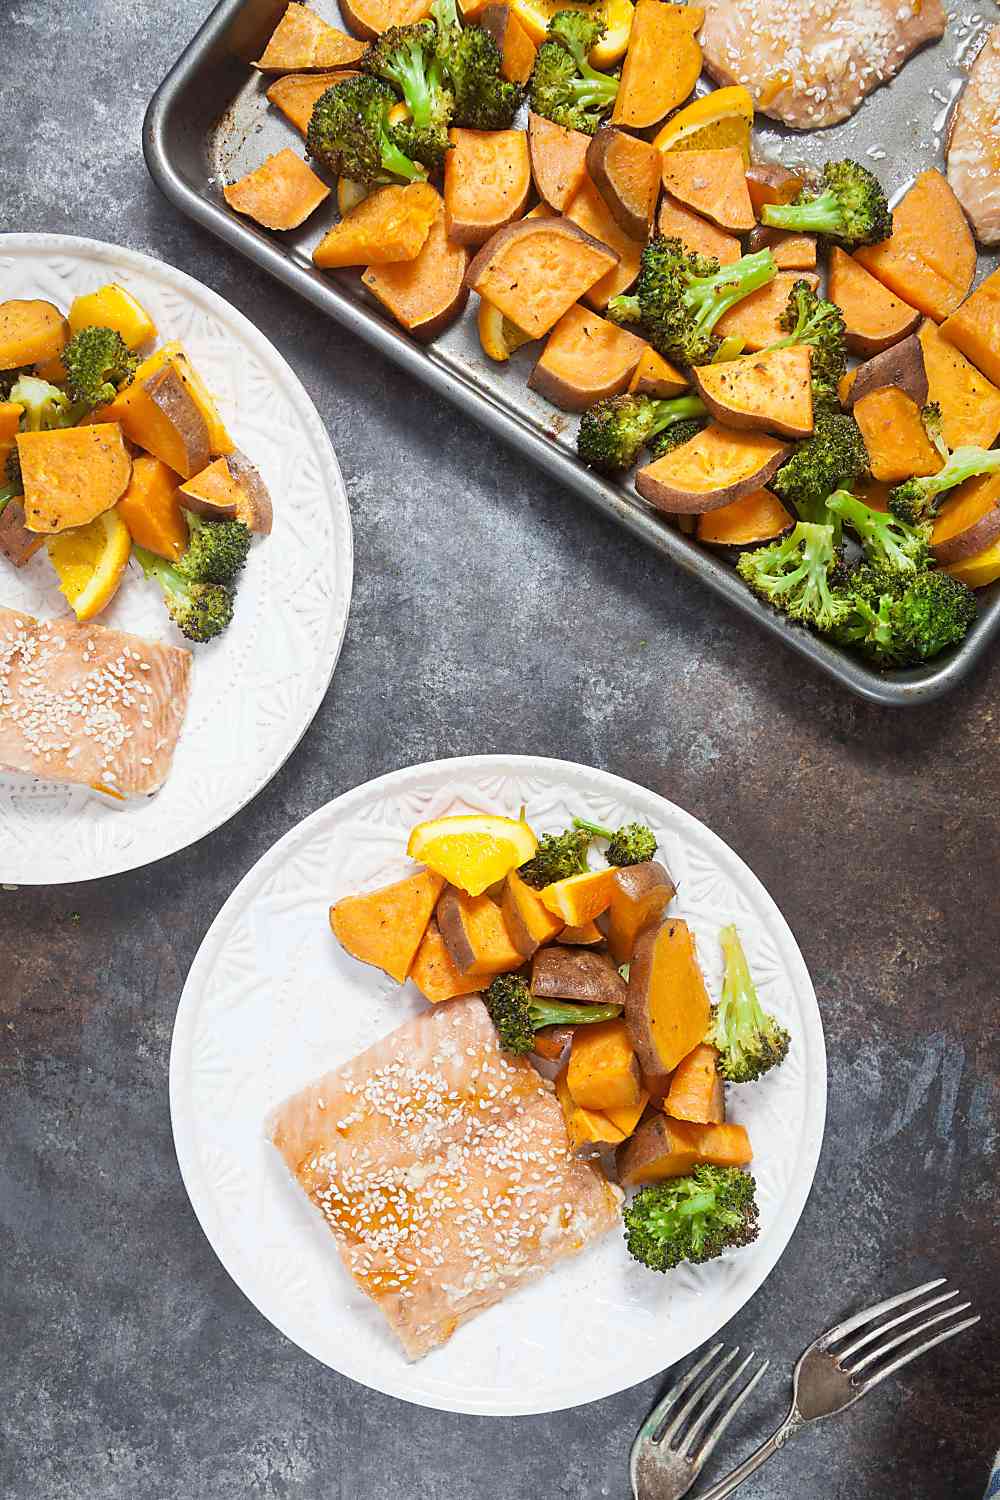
[407,813,538,896]
[477,299,535,361]
[652,87,755,164]
[510,0,633,66]
[47,505,131,621]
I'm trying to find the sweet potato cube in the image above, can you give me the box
[939,267,1000,389]
[660,148,755,235]
[606,859,676,965]
[19,424,132,534]
[117,454,187,562]
[715,272,819,354]
[466,217,618,339]
[625,918,712,1093]
[539,867,617,925]
[853,387,941,484]
[554,1065,625,1154]
[855,169,975,323]
[266,71,358,134]
[664,1043,725,1124]
[253,3,366,70]
[827,247,920,358]
[224,149,330,231]
[919,318,1000,451]
[501,868,564,957]
[618,1115,751,1185]
[564,177,644,311]
[409,917,480,1002]
[313,183,439,268]
[436,886,523,976]
[628,346,689,398]
[567,1018,642,1112]
[559,919,603,945]
[657,194,740,265]
[603,1090,649,1138]
[330,869,445,983]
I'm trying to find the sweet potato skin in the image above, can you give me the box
[530,946,627,1004]
[477,3,537,82]
[586,127,661,240]
[618,1115,751,1185]
[845,333,928,410]
[436,886,523,976]
[605,860,676,965]
[410,917,480,1002]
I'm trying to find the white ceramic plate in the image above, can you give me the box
[0,234,353,884]
[171,755,826,1415]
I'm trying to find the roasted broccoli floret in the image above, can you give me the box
[518,827,591,888]
[7,374,74,431]
[362,22,454,169]
[646,417,707,459]
[528,10,618,134]
[0,366,33,401]
[0,446,22,511]
[572,816,656,865]
[769,279,847,411]
[133,546,234,642]
[888,446,1000,525]
[772,412,870,524]
[483,972,622,1053]
[737,520,848,633]
[608,238,777,366]
[826,488,930,573]
[707,924,789,1083]
[432,0,522,129]
[177,511,252,586]
[834,562,977,665]
[307,74,427,186]
[577,393,707,473]
[62,326,138,410]
[760,159,892,249]
[623,1166,760,1272]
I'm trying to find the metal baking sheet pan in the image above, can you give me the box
[143,0,1000,705]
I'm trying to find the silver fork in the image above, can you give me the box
[693,1277,980,1500]
[630,1343,771,1500]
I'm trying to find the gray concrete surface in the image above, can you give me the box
[1,4,998,1498]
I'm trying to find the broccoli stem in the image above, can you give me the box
[686,250,777,337]
[531,999,621,1027]
[762,191,844,237]
[572,816,614,840]
[920,447,1000,501]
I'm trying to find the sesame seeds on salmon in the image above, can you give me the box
[947,23,1000,246]
[269,997,622,1360]
[700,0,947,130]
[0,606,192,794]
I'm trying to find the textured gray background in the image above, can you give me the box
[1,3,998,1498]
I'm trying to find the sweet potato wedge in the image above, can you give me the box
[657,194,740,265]
[745,227,817,271]
[0,299,69,369]
[562,177,642,310]
[931,472,1000,566]
[539,868,617,925]
[625,918,712,1095]
[224,148,330,231]
[103,342,234,478]
[918,319,1000,451]
[586,126,661,240]
[314,182,439,266]
[436,886,523,976]
[664,1043,725,1124]
[628,346,688,398]
[745,163,803,214]
[253,3,367,68]
[636,423,790,514]
[714,271,819,354]
[117,454,186,562]
[364,201,469,340]
[605,860,675,966]
[330,869,445,983]
[660,147,755,235]
[939,266,1000,387]
[527,111,590,212]
[532,1025,574,1062]
[266,71,358,133]
[554,1064,626,1155]
[18,425,132,534]
[611,0,704,128]
[855,169,976,323]
[444,128,532,246]
[410,917,480,1002]
[827,247,920,358]
[528,303,646,411]
[853,388,940,484]
[501,868,564,957]
[476,3,537,82]
[696,488,794,548]
[618,1115,751,1185]
[340,0,432,39]
[567,1018,642,1111]
[692,347,814,439]
[466,216,618,339]
[603,1091,649,1139]
[530,946,627,1004]
[846,333,928,410]
[178,451,273,535]
[0,501,45,568]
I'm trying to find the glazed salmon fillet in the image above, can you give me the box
[0,606,192,794]
[269,997,622,1359]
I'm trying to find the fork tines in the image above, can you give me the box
[823,1277,981,1394]
[638,1342,770,1467]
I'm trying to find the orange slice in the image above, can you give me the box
[47,505,131,621]
[407,813,538,896]
[652,86,755,164]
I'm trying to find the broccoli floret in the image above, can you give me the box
[646,417,707,459]
[921,401,948,462]
[737,520,848,633]
[432,0,522,129]
[623,1166,760,1272]
[0,446,22,512]
[760,159,892,249]
[518,827,591,888]
[307,74,427,186]
[772,412,870,524]
[577,393,708,473]
[7,375,74,431]
[528,10,618,134]
[888,446,1000,525]
[177,511,252,586]
[608,238,777,366]
[133,546,234,642]
[826,488,930,573]
[834,563,977,665]
[362,22,454,169]
[62,326,138,410]
[707,924,789,1083]
[769,279,847,411]
[572,816,656,865]
[483,972,622,1053]
[0,366,33,400]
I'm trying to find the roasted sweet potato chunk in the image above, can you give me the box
[692,347,814,439]
[636,423,790,514]
[625,917,712,1094]
[330,869,445,983]
[618,1115,751,1185]
[528,304,646,411]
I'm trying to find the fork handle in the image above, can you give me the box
[693,1412,804,1500]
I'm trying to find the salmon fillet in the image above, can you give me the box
[947,25,1000,246]
[269,997,622,1360]
[0,606,192,794]
[700,0,946,129]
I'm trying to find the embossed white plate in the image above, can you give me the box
[171,755,826,1414]
[0,234,352,884]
